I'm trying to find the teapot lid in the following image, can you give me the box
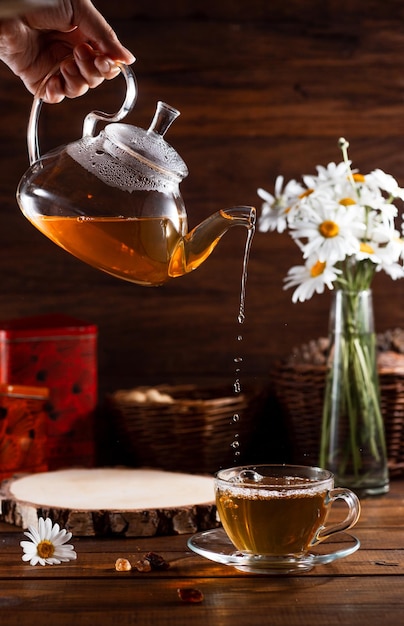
[104,101,188,181]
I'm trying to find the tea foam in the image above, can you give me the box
[218,476,328,499]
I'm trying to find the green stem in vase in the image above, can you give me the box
[319,288,387,487]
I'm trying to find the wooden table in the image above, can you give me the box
[1,479,404,625]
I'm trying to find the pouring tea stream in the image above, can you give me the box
[16,61,256,286]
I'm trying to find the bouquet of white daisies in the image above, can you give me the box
[257,137,404,303]
[257,138,404,491]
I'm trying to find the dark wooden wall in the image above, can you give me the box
[1,0,404,408]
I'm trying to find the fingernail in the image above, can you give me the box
[97,57,114,73]
[123,47,136,63]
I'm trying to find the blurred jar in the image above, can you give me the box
[0,384,49,481]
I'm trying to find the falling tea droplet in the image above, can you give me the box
[237,221,254,328]
[230,215,255,466]
[238,469,264,483]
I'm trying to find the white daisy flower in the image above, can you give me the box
[283,257,342,303]
[21,517,77,566]
[290,200,365,265]
[360,191,398,228]
[357,238,399,266]
[381,261,404,280]
[366,168,404,201]
[257,175,304,233]
[364,238,404,279]
[302,160,353,190]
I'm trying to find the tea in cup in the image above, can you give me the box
[214,464,361,567]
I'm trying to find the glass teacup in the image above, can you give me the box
[213,464,361,571]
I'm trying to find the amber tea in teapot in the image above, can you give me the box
[17,62,255,286]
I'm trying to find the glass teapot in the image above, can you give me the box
[16,62,256,286]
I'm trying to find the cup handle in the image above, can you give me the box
[313,487,361,545]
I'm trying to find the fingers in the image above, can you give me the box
[21,0,136,103]
[50,42,120,101]
[43,74,68,104]
[93,55,121,80]
[74,43,120,83]
[71,0,135,65]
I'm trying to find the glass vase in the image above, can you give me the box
[319,289,389,496]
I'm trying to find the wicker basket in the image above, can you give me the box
[106,384,266,474]
[271,359,404,477]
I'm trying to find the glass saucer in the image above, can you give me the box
[187,528,360,574]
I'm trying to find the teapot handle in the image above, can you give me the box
[27,58,137,165]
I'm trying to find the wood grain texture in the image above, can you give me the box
[0,0,403,462]
[0,468,217,536]
[1,478,404,625]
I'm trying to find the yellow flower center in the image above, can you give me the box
[310,260,326,277]
[339,197,356,206]
[37,540,55,559]
[360,242,374,254]
[352,172,365,183]
[319,220,339,238]
[299,188,314,199]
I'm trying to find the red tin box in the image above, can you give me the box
[0,314,97,470]
[0,383,49,481]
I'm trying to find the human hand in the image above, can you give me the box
[0,0,135,103]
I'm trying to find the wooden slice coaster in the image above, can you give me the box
[0,467,217,537]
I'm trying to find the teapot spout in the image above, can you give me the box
[168,206,256,278]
